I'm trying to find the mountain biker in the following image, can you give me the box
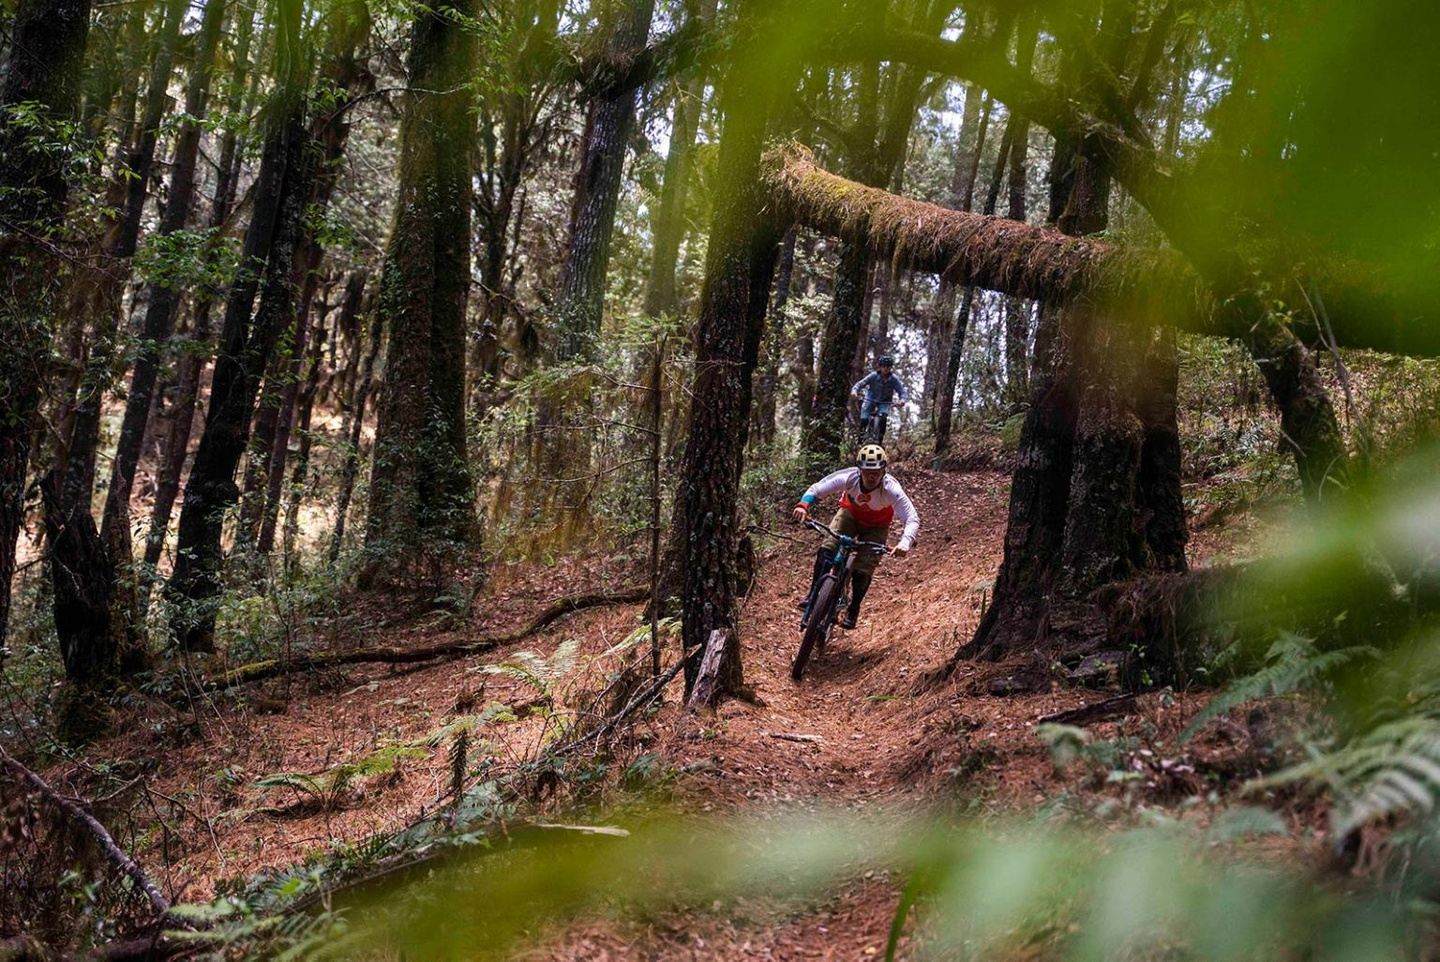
[791,444,919,630]
[851,354,907,442]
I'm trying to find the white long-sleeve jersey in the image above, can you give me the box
[798,468,920,551]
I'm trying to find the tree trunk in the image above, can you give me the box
[554,0,657,357]
[60,0,188,517]
[931,81,991,454]
[1135,328,1187,573]
[1002,23,1038,408]
[803,238,869,465]
[140,5,260,575]
[641,0,715,317]
[250,270,321,556]
[281,318,328,569]
[100,0,229,561]
[932,288,976,456]
[330,282,379,564]
[750,225,798,445]
[237,10,369,561]
[675,0,790,699]
[364,0,479,580]
[0,0,92,648]
[166,80,314,651]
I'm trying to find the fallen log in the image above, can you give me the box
[765,731,823,743]
[209,585,649,689]
[762,143,1211,335]
[1038,694,1137,727]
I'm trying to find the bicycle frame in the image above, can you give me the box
[862,400,893,443]
[799,518,887,627]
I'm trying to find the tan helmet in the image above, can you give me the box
[856,444,888,470]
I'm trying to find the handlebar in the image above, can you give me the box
[802,517,890,553]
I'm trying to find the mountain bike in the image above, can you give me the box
[862,400,893,444]
[793,518,888,682]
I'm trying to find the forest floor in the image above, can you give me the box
[51,462,1285,959]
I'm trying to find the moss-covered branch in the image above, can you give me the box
[762,143,1213,332]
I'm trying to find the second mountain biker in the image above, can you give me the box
[851,354,907,443]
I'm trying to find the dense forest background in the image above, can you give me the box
[3,0,1440,957]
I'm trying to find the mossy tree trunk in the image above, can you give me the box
[364,0,479,581]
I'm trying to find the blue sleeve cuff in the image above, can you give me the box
[801,493,817,506]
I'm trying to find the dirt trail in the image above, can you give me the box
[70,465,1193,957]
[660,467,1013,805]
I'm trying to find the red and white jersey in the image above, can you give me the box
[800,468,920,550]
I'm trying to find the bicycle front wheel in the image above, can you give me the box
[793,573,840,681]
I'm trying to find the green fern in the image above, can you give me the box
[1180,633,1378,743]
[1253,714,1440,836]
[421,702,517,747]
[480,638,580,699]
[255,744,429,811]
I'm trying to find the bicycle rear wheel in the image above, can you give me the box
[793,573,840,681]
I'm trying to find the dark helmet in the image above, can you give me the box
[877,354,894,368]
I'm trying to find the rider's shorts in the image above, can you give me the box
[823,508,887,575]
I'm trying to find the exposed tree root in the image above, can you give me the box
[208,585,649,690]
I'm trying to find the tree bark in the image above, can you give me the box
[166,76,314,651]
[364,0,479,579]
[0,0,92,649]
[554,0,657,357]
[675,0,791,699]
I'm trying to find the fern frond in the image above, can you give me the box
[1181,635,1378,743]
[1251,715,1440,835]
[254,772,326,797]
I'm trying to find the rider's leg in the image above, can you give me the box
[844,571,872,624]
[799,510,855,608]
[839,521,886,628]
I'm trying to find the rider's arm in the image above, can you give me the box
[851,372,875,397]
[889,479,920,551]
[797,469,854,513]
[891,374,909,403]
